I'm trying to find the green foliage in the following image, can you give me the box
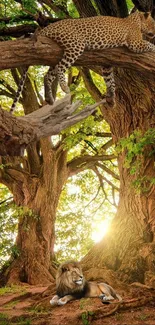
[126,0,134,11]
[1,0,38,20]
[58,68,111,160]
[0,1,38,32]
[0,186,38,268]
[0,313,9,325]
[14,317,31,325]
[67,0,79,17]
[4,300,20,309]
[81,310,94,325]
[0,313,8,320]
[18,319,31,325]
[11,245,20,259]
[55,169,117,262]
[0,67,46,114]
[80,298,92,310]
[1,0,20,19]
[118,129,155,160]
[22,0,38,14]
[61,70,110,155]
[0,310,31,324]
[0,313,31,325]
[117,129,155,190]
[0,285,26,295]
[81,312,89,325]
[126,0,134,10]
[91,0,100,14]
[0,186,19,268]
[29,305,49,314]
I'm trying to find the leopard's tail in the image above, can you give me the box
[10,67,28,114]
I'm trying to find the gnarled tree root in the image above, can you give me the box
[87,295,154,321]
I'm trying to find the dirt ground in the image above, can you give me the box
[0,285,155,325]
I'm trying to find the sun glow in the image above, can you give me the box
[91,219,111,242]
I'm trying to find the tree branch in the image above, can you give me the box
[92,165,119,190]
[80,67,103,102]
[96,162,119,180]
[72,0,97,17]
[68,153,116,176]
[92,166,119,207]
[0,79,16,97]
[39,0,70,18]
[1,37,155,77]
[0,25,37,38]
[84,132,112,138]
[0,196,13,205]
[0,95,104,156]
[100,139,113,151]
[94,0,118,16]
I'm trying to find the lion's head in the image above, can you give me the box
[56,260,85,297]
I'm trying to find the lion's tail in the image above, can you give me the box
[109,293,122,304]
[115,293,122,303]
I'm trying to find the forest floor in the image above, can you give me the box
[0,284,155,325]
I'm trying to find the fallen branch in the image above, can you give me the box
[0,95,105,156]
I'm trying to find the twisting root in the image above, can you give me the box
[88,295,154,321]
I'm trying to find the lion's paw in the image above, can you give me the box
[50,295,59,306]
[57,298,67,305]
[99,294,111,304]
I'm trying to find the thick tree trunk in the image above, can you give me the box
[7,210,56,286]
[82,69,155,287]
[0,147,68,285]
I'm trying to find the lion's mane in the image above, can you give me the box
[56,260,87,298]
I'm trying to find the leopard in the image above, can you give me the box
[10,11,155,113]
[39,11,155,105]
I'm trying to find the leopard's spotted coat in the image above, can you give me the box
[10,11,155,111]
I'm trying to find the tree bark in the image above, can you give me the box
[0,95,101,156]
[0,147,69,285]
[82,69,155,287]
[1,37,155,77]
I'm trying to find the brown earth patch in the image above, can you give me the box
[0,284,155,325]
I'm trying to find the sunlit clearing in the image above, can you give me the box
[91,219,111,242]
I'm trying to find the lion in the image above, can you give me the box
[50,260,122,306]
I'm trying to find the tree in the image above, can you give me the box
[82,68,155,286]
[1,0,155,287]
[0,0,119,285]
[81,0,155,287]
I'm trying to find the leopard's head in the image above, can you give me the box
[140,12,155,38]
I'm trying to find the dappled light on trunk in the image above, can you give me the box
[82,69,155,287]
